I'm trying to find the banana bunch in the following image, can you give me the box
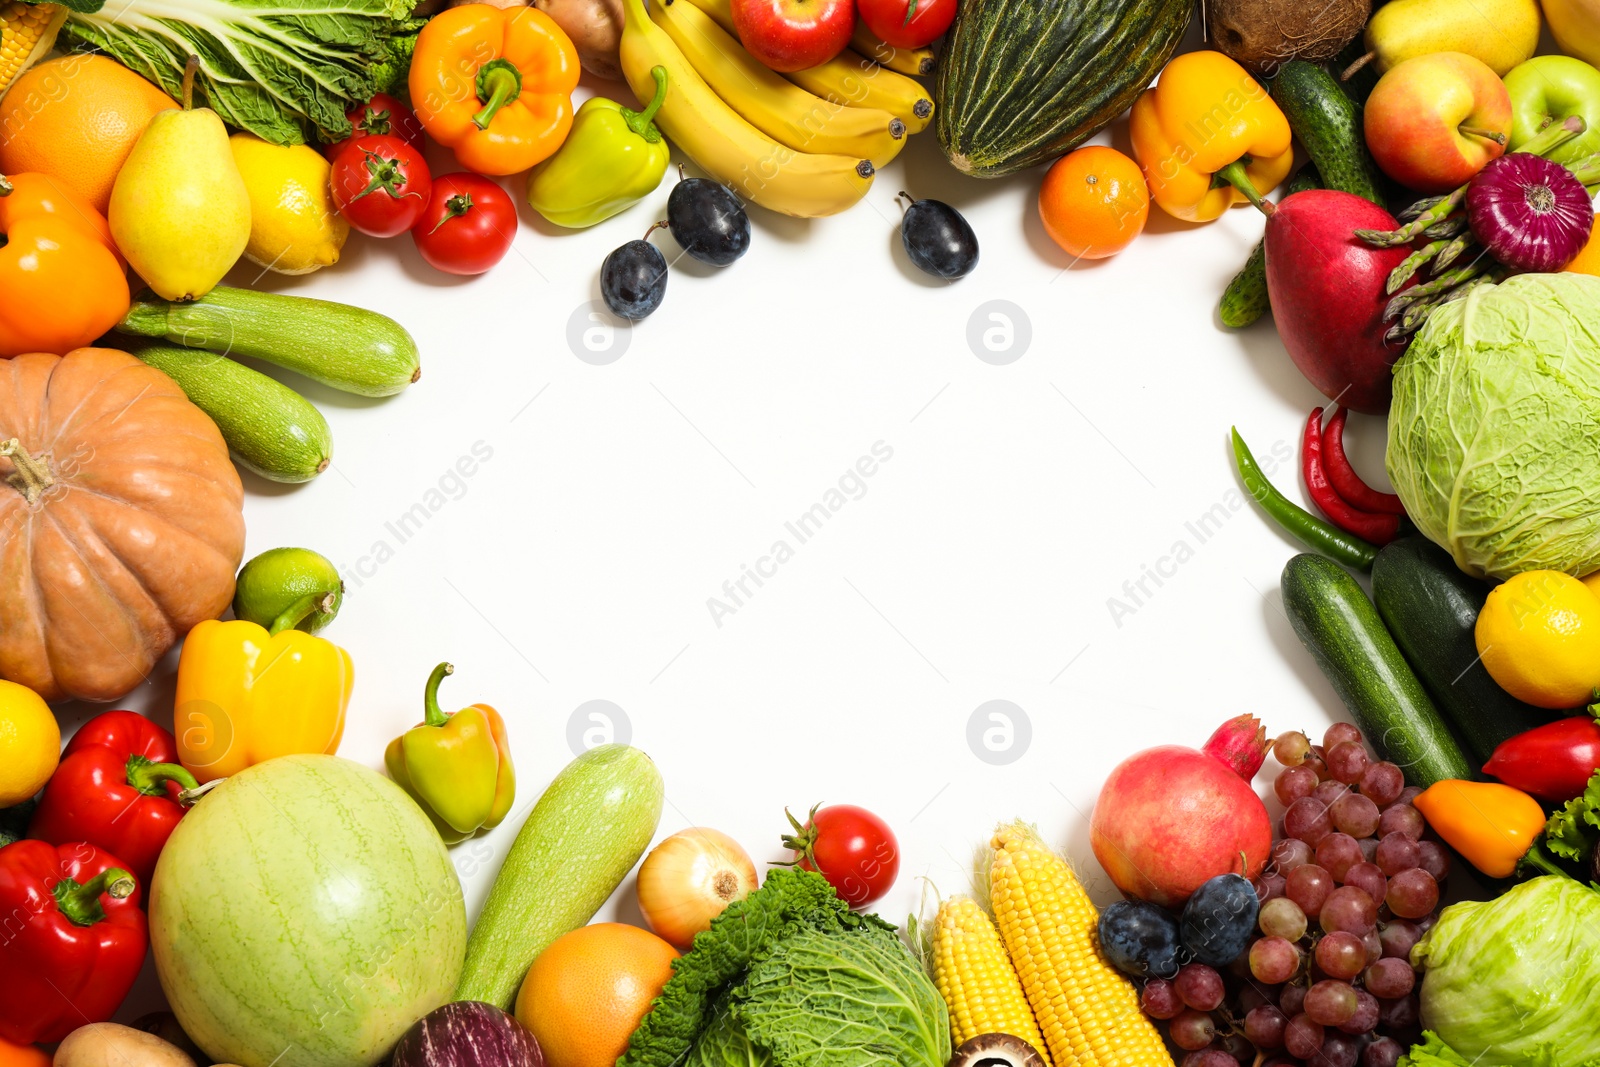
[619,0,935,218]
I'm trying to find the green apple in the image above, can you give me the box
[1504,55,1600,165]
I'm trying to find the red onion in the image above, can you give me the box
[1466,153,1594,273]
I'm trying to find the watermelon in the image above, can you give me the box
[150,755,467,1067]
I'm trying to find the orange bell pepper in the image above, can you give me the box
[0,1036,49,1067]
[1129,50,1293,223]
[1414,779,1549,878]
[0,173,129,357]
[410,4,580,176]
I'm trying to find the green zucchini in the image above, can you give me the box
[456,744,664,1010]
[1220,166,1322,329]
[132,345,332,483]
[117,286,420,397]
[1371,538,1553,765]
[933,0,1191,176]
[1281,553,1473,787]
[1270,61,1384,206]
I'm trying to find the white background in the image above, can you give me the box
[63,22,1383,1020]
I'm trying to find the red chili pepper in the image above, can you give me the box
[1302,408,1403,544]
[0,840,148,1045]
[1322,407,1406,515]
[1483,714,1600,804]
[28,711,198,884]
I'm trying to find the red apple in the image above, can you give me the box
[732,0,855,72]
[1364,51,1512,194]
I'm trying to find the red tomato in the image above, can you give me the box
[331,135,433,238]
[411,173,518,276]
[858,0,956,49]
[783,803,900,908]
[322,92,426,160]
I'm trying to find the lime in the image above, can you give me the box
[233,547,344,635]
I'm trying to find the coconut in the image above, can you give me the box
[1206,0,1371,76]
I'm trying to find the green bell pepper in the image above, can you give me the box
[385,662,516,844]
[526,65,671,228]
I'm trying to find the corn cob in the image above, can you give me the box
[989,821,1173,1067]
[0,2,65,96]
[932,895,1054,1063]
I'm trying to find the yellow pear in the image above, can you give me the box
[109,60,251,301]
[1363,0,1540,75]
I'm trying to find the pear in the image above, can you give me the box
[109,58,251,301]
[1356,0,1540,77]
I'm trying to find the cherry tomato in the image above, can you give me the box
[331,135,433,238]
[410,174,518,276]
[782,803,900,908]
[322,92,426,161]
[857,0,956,49]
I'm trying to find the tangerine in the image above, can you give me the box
[1038,145,1149,261]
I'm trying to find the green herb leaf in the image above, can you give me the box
[1544,768,1600,863]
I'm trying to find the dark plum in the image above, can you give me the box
[1098,898,1182,978]
[601,238,667,320]
[1181,873,1259,967]
[899,193,978,279]
[667,177,750,265]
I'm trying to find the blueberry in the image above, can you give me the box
[1180,873,1260,968]
[667,177,750,266]
[1097,899,1183,978]
[600,239,667,321]
[900,195,978,279]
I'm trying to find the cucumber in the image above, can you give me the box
[1280,553,1473,787]
[1270,61,1384,206]
[1371,538,1553,765]
[132,345,332,483]
[117,286,420,397]
[1220,166,1321,329]
[456,744,664,1010]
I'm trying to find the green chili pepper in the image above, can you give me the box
[525,66,671,229]
[1232,427,1377,571]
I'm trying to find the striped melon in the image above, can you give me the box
[150,755,467,1067]
[933,0,1193,177]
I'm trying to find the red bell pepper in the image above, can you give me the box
[0,840,147,1044]
[1483,713,1600,804]
[28,711,198,884]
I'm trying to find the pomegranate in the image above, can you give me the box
[1090,715,1273,908]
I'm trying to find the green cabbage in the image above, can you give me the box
[1414,876,1600,1065]
[1387,273,1600,579]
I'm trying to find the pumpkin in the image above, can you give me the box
[0,349,245,703]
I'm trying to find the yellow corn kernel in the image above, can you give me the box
[989,822,1173,1067]
[0,2,65,95]
[933,895,1054,1063]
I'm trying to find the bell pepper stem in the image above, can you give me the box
[1520,844,1572,880]
[125,753,202,798]
[623,66,669,141]
[177,778,225,805]
[54,868,137,927]
[1214,160,1275,217]
[473,59,523,131]
[1,438,54,505]
[267,591,336,636]
[0,174,12,197]
[423,662,456,728]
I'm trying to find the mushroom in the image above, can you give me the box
[947,1033,1049,1067]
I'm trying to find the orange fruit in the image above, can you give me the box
[515,923,678,1067]
[1038,145,1150,260]
[1566,220,1600,277]
[0,55,177,214]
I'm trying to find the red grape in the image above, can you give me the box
[1324,722,1362,750]
[1315,931,1367,979]
[1285,1013,1326,1058]
[1375,832,1420,876]
[1416,840,1450,882]
[1276,764,1320,805]
[1141,977,1181,1019]
[1377,994,1418,1030]
[1304,746,1331,781]
[1386,868,1439,919]
[1250,936,1301,984]
[1169,1009,1215,1051]
[1315,1032,1362,1067]
[1179,1051,1235,1067]
[1316,833,1364,880]
[1343,862,1388,906]
[1380,920,1422,960]
[1304,979,1359,1026]
[1393,786,1423,808]
[1275,731,1312,767]
[1320,886,1378,936]
[1255,873,1287,903]
[1340,988,1380,1035]
[1326,741,1370,784]
[1331,793,1381,838]
[1260,897,1308,940]
[1175,963,1225,1011]
[1376,804,1425,841]
[1314,780,1351,808]
[1364,1036,1404,1067]
[1359,836,1379,862]
[1285,797,1335,845]
[1280,983,1307,1016]
[1286,864,1335,913]
[1364,956,1416,998]
[1237,984,1273,1014]
[1246,1004,1289,1048]
[1271,837,1315,873]
[1359,762,1405,806]
[1362,928,1383,965]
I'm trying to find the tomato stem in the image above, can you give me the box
[427,193,475,235]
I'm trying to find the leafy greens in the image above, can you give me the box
[1543,767,1600,867]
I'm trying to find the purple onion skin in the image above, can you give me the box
[1467,153,1595,273]
[390,1002,545,1067]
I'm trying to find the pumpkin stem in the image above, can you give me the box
[0,438,54,505]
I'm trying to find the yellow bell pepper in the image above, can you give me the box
[1129,50,1294,223]
[1413,779,1548,878]
[174,618,354,784]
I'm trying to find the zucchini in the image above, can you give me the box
[1270,61,1384,206]
[132,345,332,484]
[455,744,664,1010]
[117,286,420,397]
[1371,538,1552,765]
[933,0,1191,177]
[1280,553,1473,787]
[1220,166,1321,329]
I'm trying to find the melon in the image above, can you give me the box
[150,755,467,1067]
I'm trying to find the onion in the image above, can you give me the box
[637,827,757,949]
[1466,153,1595,273]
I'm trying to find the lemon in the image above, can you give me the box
[0,679,60,806]
[1476,570,1600,709]
[229,133,349,275]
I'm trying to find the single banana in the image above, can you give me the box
[620,0,874,217]
[849,23,935,77]
[682,0,934,133]
[652,0,906,167]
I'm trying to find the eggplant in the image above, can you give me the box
[390,1002,544,1067]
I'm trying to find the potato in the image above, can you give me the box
[1206,0,1370,75]
[54,1024,197,1067]
[535,0,626,80]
